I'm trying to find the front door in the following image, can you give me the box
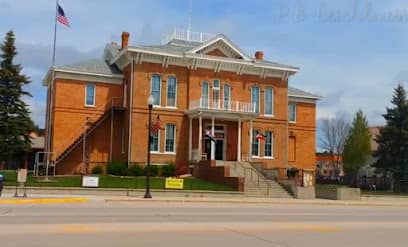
[215,140,223,160]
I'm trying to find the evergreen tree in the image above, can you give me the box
[0,30,33,167]
[343,110,371,187]
[374,84,408,192]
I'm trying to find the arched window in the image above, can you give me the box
[264,131,273,157]
[264,88,274,116]
[201,81,209,107]
[167,76,177,107]
[151,74,161,106]
[251,86,260,113]
[223,84,231,110]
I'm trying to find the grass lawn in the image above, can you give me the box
[1,170,234,191]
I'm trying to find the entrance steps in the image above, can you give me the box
[216,161,293,198]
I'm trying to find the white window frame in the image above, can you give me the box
[289,103,297,123]
[251,86,260,113]
[150,74,162,107]
[150,130,160,153]
[201,81,210,107]
[251,129,260,157]
[264,87,274,117]
[166,76,177,108]
[84,83,96,107]
[264,131,274,158]
[223,83,231,110]
[165,124,176,154]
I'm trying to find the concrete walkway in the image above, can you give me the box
[2,191,408,207]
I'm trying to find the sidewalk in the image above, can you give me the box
[2,187,408,207]
[104,195,408,207]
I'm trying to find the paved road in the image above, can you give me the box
[1,200,407,247]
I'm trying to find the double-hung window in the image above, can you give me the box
[264,88,273,116]
[151,75,161,106]
[264,131,273,157]
[251,86,260,113]
[85,84,95,106]
[201,81,209,108]
[150,131,159,152]
[167,77,177,107]
[289,103,296,122]
[165,124,176,153]
[252,130,260,157]
[223,84,231,110]
[213,79,220,108]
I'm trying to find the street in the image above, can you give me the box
[1,199,408,247]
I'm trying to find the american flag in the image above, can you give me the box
[151,115,164,134]
[57,4,70,27]
[256,133,266,141]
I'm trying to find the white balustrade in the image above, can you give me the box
[189,98,257,114]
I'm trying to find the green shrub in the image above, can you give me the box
[144,165,159,177]
[91,166,104,175]
[127,163,144,176]
[107,161,127,176]
[162,163,176,177]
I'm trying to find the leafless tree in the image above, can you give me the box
[319,116,350,171]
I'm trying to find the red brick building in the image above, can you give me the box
[43,30,320,179]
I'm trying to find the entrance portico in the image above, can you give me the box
[186,99,258,162]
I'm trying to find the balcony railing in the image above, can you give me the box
[189,98,257,114]
[161,28,215,44]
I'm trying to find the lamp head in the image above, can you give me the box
[147,94,155,106]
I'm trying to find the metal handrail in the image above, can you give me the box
[52,97,122,159]
[234,162,272,196]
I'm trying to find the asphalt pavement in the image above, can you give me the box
[1,197,407,247]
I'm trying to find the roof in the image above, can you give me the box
[31,136,44,149]
[54,59,122,76]
[128,34,299,72]
[288,87,321,100]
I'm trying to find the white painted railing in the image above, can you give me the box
[189,98,257,114]
[162,28,215,44]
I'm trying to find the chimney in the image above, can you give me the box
[121,32,130,49]
[255,51,264,60]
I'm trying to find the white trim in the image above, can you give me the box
[288,94,322,100]
[264,87,274,116]
[84,83,96,107]
[150,130,160,153]
[150,74,162,106]
[251,129,260,157]
[251,86,260,113]
[264,131,274,158]
[166,76,177,107]
[188,35,251,61]
[165,123,176,153]
[289,103,297,123]
[201,81,210,107]
[55,68,124,79]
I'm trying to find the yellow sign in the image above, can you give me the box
[165,178,184,189]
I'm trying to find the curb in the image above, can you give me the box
[104,197,408,207]
[0,197,89,205]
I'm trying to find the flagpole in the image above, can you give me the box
[45,0,58,179]
[52,0,58,66]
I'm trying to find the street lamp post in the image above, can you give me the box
[144,95,155,199]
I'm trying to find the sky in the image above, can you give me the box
[1,0,408,148]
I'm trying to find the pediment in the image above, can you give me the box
[188,35,251,60]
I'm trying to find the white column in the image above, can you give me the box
[211,116,215,160]
[188,117,192,160]
[198,115,202,157]
[237,119,241,161]
[249,120,253,161]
